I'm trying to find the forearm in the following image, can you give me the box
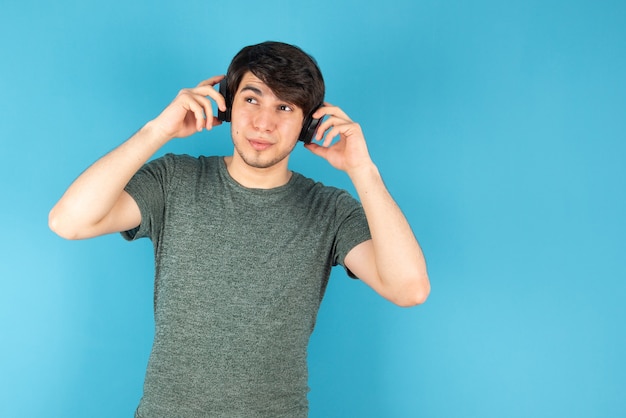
[49,122,169,238]
[348,163,429,296]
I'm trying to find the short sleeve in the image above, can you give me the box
[331,192,371,278]
[120,154,177,242]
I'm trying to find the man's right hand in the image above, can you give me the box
[150,75,227,142]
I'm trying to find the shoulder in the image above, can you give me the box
[290,172,338,199]
[290,172,362,212]
[291,171,343,195]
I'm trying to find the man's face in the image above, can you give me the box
[230,72,304,170]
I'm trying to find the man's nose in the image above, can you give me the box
[253,107,276,132]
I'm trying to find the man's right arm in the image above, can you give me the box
[48,76,226,240]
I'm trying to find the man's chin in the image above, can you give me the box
[236,149,289,170]
[234,142,297,170]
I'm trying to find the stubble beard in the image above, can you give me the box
[233,140,298,169]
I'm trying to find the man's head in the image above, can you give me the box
[225,41,325,118]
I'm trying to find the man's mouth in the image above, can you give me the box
[248,139,273,151]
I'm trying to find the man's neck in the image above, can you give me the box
[223,155,293,189]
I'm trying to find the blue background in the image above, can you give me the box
[1,0,625,417]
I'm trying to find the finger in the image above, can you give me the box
[196,74,226,88]
[314,115,349,141]
[313,116,334,141]
[304,142,329,159]
[181,93,215,131]
[186,84,227,114]
[197,75,227,112]
[313,103,351,122]
[179,85,222,109]
[185,99,208,132]
[181,75,226,111]
[322,126,343,147]
[210,116,222,128]
[191,94,218,130]
[202,83,228,112]
[321,120,362,147]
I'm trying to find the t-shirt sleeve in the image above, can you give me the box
[120,154,177,242]
[332,192,372,279]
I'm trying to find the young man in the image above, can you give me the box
[49,41,429,417]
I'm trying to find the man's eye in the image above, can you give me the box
[245,97,258,104]
[279,105,292,112]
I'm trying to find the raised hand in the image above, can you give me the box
[150,75,227,141]
[303,103,373,175]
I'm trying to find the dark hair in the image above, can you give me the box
[226,41,325,117]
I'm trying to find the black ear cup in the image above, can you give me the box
[298,112,322,144]
[217,80,231,122]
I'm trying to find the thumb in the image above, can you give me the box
[304,143,328,159]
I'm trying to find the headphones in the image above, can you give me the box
[217,79,322,144]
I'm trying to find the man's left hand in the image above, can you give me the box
[304,103,373,175]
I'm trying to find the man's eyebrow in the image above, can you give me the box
[239,84,296,107]
[240,85,263,95]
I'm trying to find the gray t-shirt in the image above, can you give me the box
[122,154,371,417]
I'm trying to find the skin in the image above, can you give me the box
[225,72,304,188]
[49,72,430,307]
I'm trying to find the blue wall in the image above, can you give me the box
[1,1,625,417]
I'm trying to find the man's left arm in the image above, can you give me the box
[305,104,430,307]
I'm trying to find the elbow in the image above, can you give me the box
[48,207,80,240]
[413,278,431,306]
[391,273,431,308]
